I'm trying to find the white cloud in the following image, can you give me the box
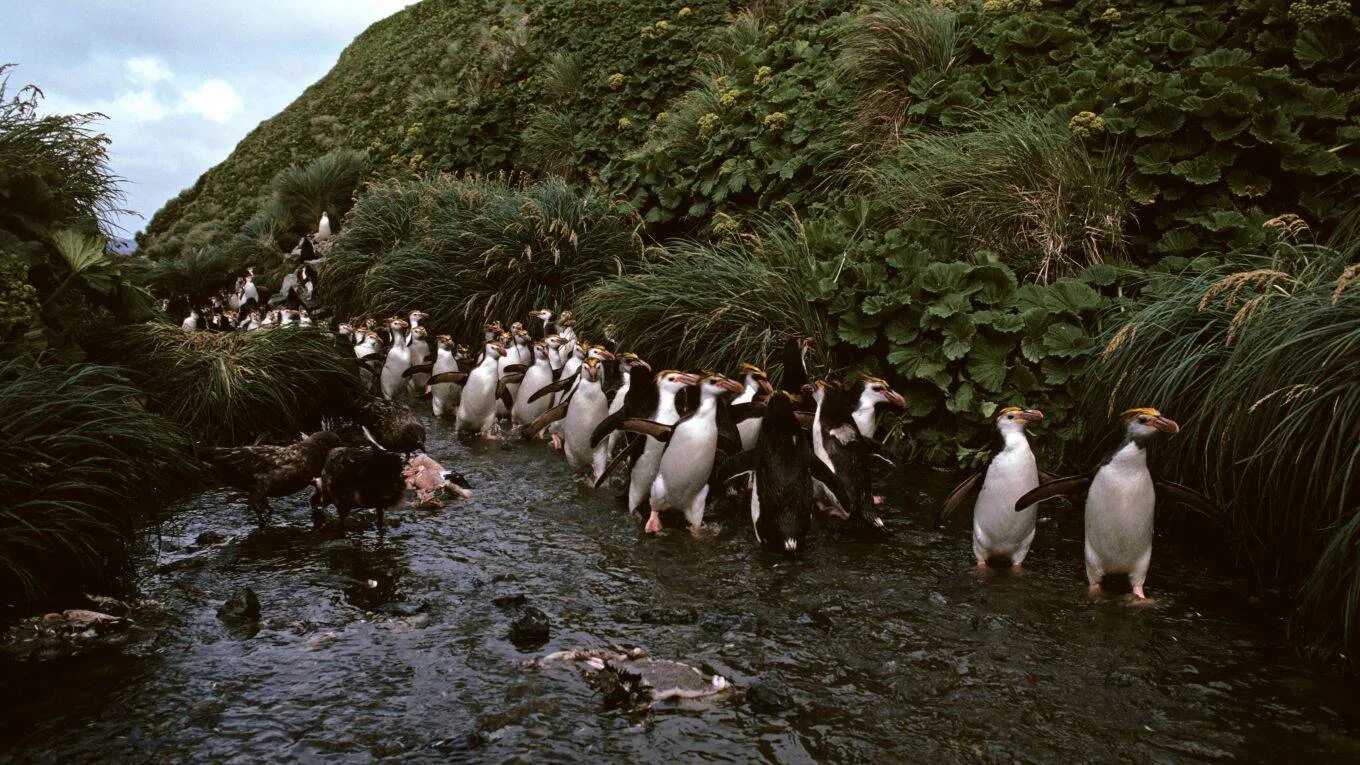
[112,89,170,122]
[125,55,173,85]
[177,79,243,123]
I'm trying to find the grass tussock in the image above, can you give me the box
[1087,240,1360,661]
[0,359,198,597]
[577,217,827,374]
[99,323,364,446]
[269,148,367,240]
[322,174,642,338]
[868,111,1128,281]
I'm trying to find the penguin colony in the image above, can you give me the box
[193,215,1218,599]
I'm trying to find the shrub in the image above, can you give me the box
[1085,237,1360,662]
[0,359,197,597]
[578,215,828,373]
[97,323,364,446]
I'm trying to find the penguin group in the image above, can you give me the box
[336,307,909,554]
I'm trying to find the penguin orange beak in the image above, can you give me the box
[630,358,652,372]
[1151,415,1180,433]
[756,377,774,396]
[884,389,907,409]
[1017,409,1044,423]
[716,377,744,394]
[675,373,701,387]
[596,349,616,361]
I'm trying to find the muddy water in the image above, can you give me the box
[2,403,1357,763]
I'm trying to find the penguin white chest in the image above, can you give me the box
[973,446,1039,562]
[1085,444,1156,573]
[655,418,717,507]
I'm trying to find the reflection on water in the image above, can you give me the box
[1,403,1357,763]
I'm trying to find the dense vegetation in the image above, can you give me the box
[21,1,1360,659]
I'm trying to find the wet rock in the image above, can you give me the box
[746,674,800,713]
[1104,669,1143,687]
[0,609,135,661]
[508,606,550,648]
[431,732,484,754]
[928,592,948,605]
[699,612,736,635]
[636,606,698,625]
[195,530,227,546]
[491,573,518,583]
[493,593,527,610]
[377,600,426,618]
[217,588,260,625]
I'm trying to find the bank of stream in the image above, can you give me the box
[1,403,1357,763]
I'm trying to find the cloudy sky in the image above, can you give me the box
[6,1,415,237]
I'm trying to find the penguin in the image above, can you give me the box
[556,357,613,482]
[300,234,316,261]
[590,370,697,511]
[1013,408,1217,598]
[602,353,652,456]
[240,270,260,305]
[496,331,528,415]
[529,308,558,338]
[713,391,852,552]
[939,407,1046,569]
[731,363,774,450]
[316,212,332,242]
[512,341,556,430]
[779,335,814,400]
[428,335,466,418]
[181,308,201,331]
[406,323,432,397]
[455,340,509,438]
[845,375,907,440]
[623,374,743,536]
[809,380,895,534]
[379,318,411,399]
[298,309,313,327]
[557,310,578,357]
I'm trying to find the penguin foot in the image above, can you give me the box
[551,433,564,451]
[872,495,885,505]
[1009,563,1026,576]
[1132,585,1147,600]
[644,512,663,534]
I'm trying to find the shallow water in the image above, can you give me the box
[2,403,1358,763]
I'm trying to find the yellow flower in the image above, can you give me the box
[678,6,693,18]
[718,88,742,108]
[655,20,669,29]
[762,111,790,131]
[1067,110,1107,139]
[618,117,633,129]
[608,72,625,90]
[754,66,774,86]
[697,113,720,138]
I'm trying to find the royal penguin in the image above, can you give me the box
[405,311,431,397]
[556,310,578,358]
[181,308,202,331]
[715,391,851,552]
[529,308,558,338]
[939,407,1046,569]
[602,353,652,455]
[316,212,332,242]
[591,371,698,513]
[809,380,899,534]
[496,331,528,416]
[1014,408,1217,598]
[626,373,743,536]
[428,335,466,418]
[731,362,774,451]
[379,318,412,399]
[556,357,613,482]
[455,340,509,438]
[512,341,557,430]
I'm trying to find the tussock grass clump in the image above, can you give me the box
[100,323,364,446]
[269,148,367,239]
[869,111,1128,281]
[1086,240,1360,661]
[131,246,234,304]
[0,359,197,597]
[322,174,642,338]
[578,218,827,374]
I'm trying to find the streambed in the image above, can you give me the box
[1,403,1357,763]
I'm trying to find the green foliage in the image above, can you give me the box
[0,359,198,597]
[130,246,234,305]
[268,148,367,242]
[1085,239,1360,663]
[866,111,1129,280]
[97,323,364,446]
[578,215,829,373]
[321,174,641,338]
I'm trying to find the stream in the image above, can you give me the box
[1,402,1357,763]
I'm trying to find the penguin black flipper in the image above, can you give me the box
[503,364,527,375]
[1156,480,1220,517]
[501,372,525,386]
[589,410,628,448]
[780,335,809,394]
[809,459,856,522]
[729,402,766,423]
[529,373,577,403]
[1013,474,1091,512]
[713,450,757,486]
[427,371,469,386]
[402,363,434,378]
[716,401,742,456]
[938,472,982,525]
[861,436,898,467]
[522,402,570,439]
[495,381,515,411]
[617,419,674,442]
[362,352,386,363]
[593,434,646,488]
[793,411,815,430]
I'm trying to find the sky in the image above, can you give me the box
[5,1,416,238]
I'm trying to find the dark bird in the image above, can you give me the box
[309,437,406,534]
[354,397,426,454]
[199,431,342,525]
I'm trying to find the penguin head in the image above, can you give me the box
[996,406,1043,434]
[436,334,455,352]
[585,344,615,361]
[485,341,507,359]
[389,318,410,334]
[411,326,428,341]
[514,328,532,345]
[533,342,550,361]
[363,317,378,330]
[408,309,428,324]
[700,373,744,397]
[738,363,773,395]
[620,353,651,372]
[509,321,525,333]
[582,357,603,382]
[530,308,553,322]
[557,310,575,327]
[338,322,354,336]
[657,370,700,394]
[856,376,907,410]
[1120,407,1179,437]
[544,334,566,349]
[456,345,474,364]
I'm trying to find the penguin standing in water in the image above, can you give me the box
[714,391,853,552]
[556,357,612,482]
[593,371,697,513]
[512,341,556,430]
[623,374,743,536]
[809,379,900,534]
[601,353,652,456]
[731,363,774,451]
[379,318,412,399]
[1014,408,1217,598]
[455,340,509,438]
[428,335,467,418]
[405,311,431,397]
[939,407,1047,569]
